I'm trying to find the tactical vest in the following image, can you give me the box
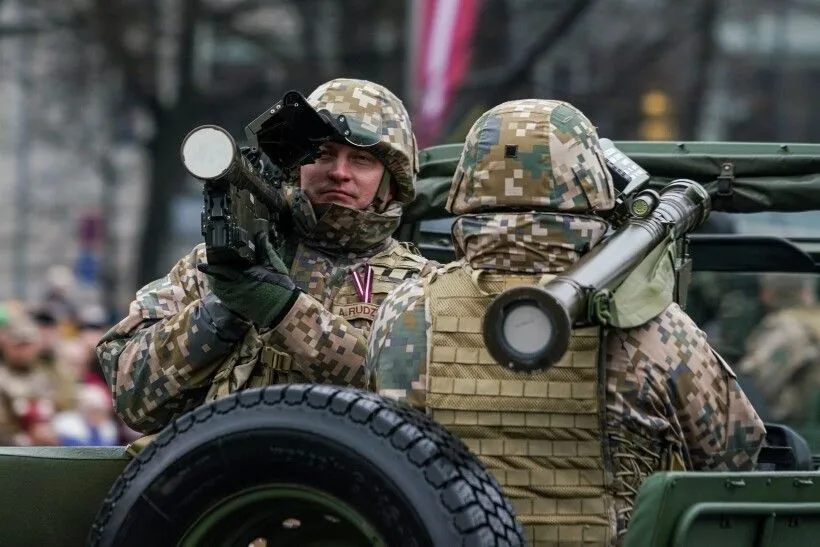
[424,264,613,546]
[206,240,431,400]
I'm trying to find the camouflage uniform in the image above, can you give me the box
[366,100,766,546]
[735,274,820,424]
[97,78,434,434]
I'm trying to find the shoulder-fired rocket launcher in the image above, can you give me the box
[483,169,711,373]
[179,90,354,266]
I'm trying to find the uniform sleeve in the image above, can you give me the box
[96,245,249,433]
[265,292,371,387]
[663,305,765,470]
[365,278,430,408]
[611,303,766,471]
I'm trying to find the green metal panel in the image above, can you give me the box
[624,471,820,547]
[671,502,820,547]
[407,141,820,221]
[418,141,820,174]
[0,447,129,547]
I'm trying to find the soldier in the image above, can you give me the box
[735,273,820,424]
[97,78,435,435]
[366,99,766,545]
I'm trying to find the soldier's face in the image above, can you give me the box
[300,142,388,210]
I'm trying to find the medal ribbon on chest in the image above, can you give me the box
[350,264,374,304]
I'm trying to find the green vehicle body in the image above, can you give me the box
[4,140,820,546]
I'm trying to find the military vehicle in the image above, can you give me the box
[2,140,820,546]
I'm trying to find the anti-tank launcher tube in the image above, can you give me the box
[482,179,712,373]
[181,125,287,267]
[181,125,287,213]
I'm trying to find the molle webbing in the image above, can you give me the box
[425,267,611,547]
[207,339,299,401]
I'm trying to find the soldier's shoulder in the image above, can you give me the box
[367,276,430,381]
[369,240,439,280]
[768,306,820,332]
[376,276,427,320]
[179,243,208,269]
[626,302,702,337]
[741,306,820,361]
[134,244,207,316]
[735,307,820,354]
[144,243,207,281]
[616,302,714,367]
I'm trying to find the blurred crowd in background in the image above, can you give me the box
[0,265,137,447]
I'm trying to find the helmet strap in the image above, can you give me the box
[370,169,394,213]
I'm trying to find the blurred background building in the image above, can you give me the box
[0,0,818,318]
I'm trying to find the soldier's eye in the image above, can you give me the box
[354,153,376,163]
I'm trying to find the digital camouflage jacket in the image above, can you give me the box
[98,200,433,434]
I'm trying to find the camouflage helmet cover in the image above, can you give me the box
[307,78,419,203]
[446,99,615,214]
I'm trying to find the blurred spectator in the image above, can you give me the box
[52,383,119,446]
[0,310,59,446]
[31,305,60,365]
[30,304,78,412]
[53,304,139,444]
[41,265,79,325]
[735,274,820,424]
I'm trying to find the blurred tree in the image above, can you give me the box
[679,0,721,139]
[440,0,597,142]
[82,0,275,288]
[438,0,728,142]
[13,0,408,289]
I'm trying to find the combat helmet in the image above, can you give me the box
[446,99,615,214]
[307,78,419,204]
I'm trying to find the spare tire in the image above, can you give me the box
[88,384,524,547]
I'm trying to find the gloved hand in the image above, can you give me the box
[197,232,300,327]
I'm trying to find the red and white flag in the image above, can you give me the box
[412,0,479,149]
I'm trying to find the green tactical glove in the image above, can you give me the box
[197,232,300,328]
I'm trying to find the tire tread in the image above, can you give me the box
[88,384,524,547]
